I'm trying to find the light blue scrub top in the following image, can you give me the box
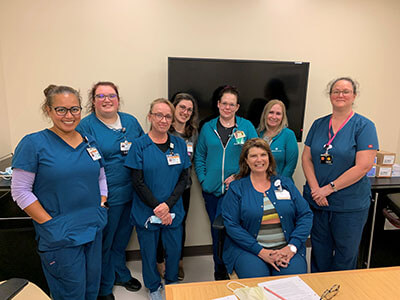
[303,113,379,212]
[124,134,191,230]
[77,112,144,206]
[12,129,107,251]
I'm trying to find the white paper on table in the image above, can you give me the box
[258,276,320,300]
[213,295,238,300]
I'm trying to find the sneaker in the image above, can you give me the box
[97,293,115,300]
[114,277,142,292]
[149,285,164,300]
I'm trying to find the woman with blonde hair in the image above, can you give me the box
[258,99,298,180]
[125,98,191,300]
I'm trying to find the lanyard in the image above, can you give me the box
[326,111,353,147]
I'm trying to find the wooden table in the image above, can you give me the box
[165,266,400,300]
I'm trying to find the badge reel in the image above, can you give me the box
[120,140,132,156]
[320,144,333,165]
[166,143,181,166]
[186,142,193,157]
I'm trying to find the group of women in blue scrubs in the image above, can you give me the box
[222,138,313,278]
[125,98,191,300]
[77,82,143,300]
[11,85,108,300]
[302,77,378,272]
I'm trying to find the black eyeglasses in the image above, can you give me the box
[320,284,340,300]
[52,106,82,116]
[150,112,173,121]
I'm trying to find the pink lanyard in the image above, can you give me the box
[326,111,353,147]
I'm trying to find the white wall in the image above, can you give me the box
[1,0,399,249]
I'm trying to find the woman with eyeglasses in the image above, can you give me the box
[156,93,199,281]
[76,81,144,300]
[302,77,378,272]
[125,98,191,300]
[258,100,298,180]
[194,85,258,280]
[11,85,108,299]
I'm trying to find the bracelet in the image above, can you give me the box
[330,181,337,192]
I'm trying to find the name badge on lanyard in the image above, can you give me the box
[320,144,333,165]
[167,154,181,165]
[273,179,291,200]
[87,147,101,161]
[187,142,193,157]
[120,140,132,155]
[233,130,246,145]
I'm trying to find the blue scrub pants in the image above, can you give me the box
[202,191,227,275]
[99,202,134,296]
[311,208,369,272]
[38,231,102,300]
[234,250,307,278]
[136,225,182,293]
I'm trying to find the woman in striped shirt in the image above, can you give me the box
[221,138,313,278]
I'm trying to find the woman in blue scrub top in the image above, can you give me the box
[222,138,312,278]
[258,99,298,180]
[77,82,143,300]
[302,77,379,272]
[11,85,107,300]
[156,93,198,281]
[125,98,190,300]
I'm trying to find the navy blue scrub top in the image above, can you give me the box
[12,129,107,251]
[77,112,144,206]
[124,134,191,229]
[303,113,379,212]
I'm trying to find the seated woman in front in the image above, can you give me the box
[221,138,313,278]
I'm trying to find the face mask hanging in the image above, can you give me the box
[226,281,268,300]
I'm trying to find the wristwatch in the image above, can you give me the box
[330,181,338,192]
[288,244,297,254]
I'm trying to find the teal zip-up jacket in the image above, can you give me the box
[194,116,257,197]
[259,127,298,179]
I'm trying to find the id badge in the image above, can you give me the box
[320,153,333,164]
[233,130,246,145]
[275,189,291,200]
[187,142,193,156]
[87,147,101,161]
[167,153,181,165]
[120,141,132,155]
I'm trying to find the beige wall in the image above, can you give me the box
[0,41,12,157]
[1,0,399,249]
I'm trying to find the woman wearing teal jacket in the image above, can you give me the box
[77,82,143,300]
[194,85,257,280]
[258,99,298,180]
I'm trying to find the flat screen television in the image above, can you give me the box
[168,57,310,142]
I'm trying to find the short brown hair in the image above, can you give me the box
[236,138,276,180]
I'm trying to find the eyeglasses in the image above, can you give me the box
[52,106,82,116]
[150,112,173,121]
[320,284,340,300]
[177,104,193,114]
[219,101,237,108]
[331,90,353,96]
[95,93,118,100]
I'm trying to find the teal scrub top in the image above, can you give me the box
[124,134,191,229]
[77,112,144,206]
[12,129,107,251]
[303,113,379,212]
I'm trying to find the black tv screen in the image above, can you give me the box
[168,57,310,142]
